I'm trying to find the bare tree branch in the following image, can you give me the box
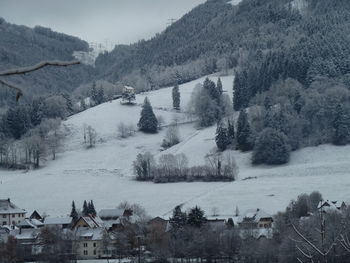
[0,60,80,77]
[0,78,23,101]
[292,224,325,256]
[0,60,81,101]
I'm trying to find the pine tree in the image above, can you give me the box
[62,93,74,114]
[138,97,158,133]
[236,109,253,151]
[169,205,187,230]
[215,122,230,151]
[82,200,89,216]
[96,86,105,104]
[187,206,206,228]
[333,104,349,145]
[227,120,235,145]
[172,84,181,110]
[203,78,219,102]
[217,77,223,95]
[80,98,86,111]
[30,98,43,126]
[89,200,97,216]
[90,81,98,105]
[70,201,78,222]
[252,128,291,165]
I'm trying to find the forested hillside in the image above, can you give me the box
[0,18,93,107]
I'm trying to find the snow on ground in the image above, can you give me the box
[1,74,350,219]
[228,0,243,6]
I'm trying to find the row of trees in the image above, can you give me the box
[133,151,238,183]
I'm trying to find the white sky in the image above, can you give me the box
[0,0,206,47]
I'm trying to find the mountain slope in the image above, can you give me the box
[1,75,350,218]
[0,18,93,107]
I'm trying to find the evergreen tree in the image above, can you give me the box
[96,86,105,105]
[80,98,87,111]
[70,201,78,222]
[172,84,181,110]
[62,93,74,114]
[187,206,206,228]
[252,128,291,165]
[90,81,98,105]
[82,200,88,216]
[215,122,230,151]
[88,200,96,216]
[333,104,349,145]
[169,205,187,230]
[30,98,43,126]
[227,120,235,145]
[203,78,219,102]
[138,97,158,133]
[217,77,223,96]
[236,109,253,151]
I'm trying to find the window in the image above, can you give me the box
[83,250,88,255]
[83,243,88,247]
[2,222,6,225]
[12,214,15,218]
[93,242,96,247]
[2,215,6,218]
[93,250,97,255]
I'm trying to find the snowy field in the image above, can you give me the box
[1,75,350,219]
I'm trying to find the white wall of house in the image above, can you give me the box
[1,212,26,226]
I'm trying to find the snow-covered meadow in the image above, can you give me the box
[1,75,350,219]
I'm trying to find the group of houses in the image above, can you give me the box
[1,198,346,261]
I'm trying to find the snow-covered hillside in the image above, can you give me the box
[1,75,350,219]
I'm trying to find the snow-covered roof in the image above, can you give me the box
[238,209,273,224]
[43,217,72,225]
[0,199,26,215]
[75,215,103,229]
[18,218,44,228]
[98,208,124,219]
[75,227,105,241]
[317,200,346,213]
[12,228,40,240]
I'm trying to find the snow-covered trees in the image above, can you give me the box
[333,104,350,145]
[84,125,97,148]
[133,152,156,181]
[162,123,180,149]
[138,97,158,133]
[172,84,181,110]
[252,128,291,165]
[236,109,253,151]
[187,206,206,228]
[132,151,237,183]
[169,205,187,231]
[215,122,230,151]
[117,122,136,138]
[189,78,228,128]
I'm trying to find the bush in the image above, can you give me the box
[161,124,180,149]
[117,122,136,138]
[252,128,291,165]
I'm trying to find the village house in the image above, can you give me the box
[72,214,114,259]
[237,208,274,239]
[43,216,72,229]
[318,200,347,213]
[0,199,26,226]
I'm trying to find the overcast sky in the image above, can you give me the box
[0,0,206,48]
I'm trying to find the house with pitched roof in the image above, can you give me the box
[237,208,274,239]
[0,198,26,226]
